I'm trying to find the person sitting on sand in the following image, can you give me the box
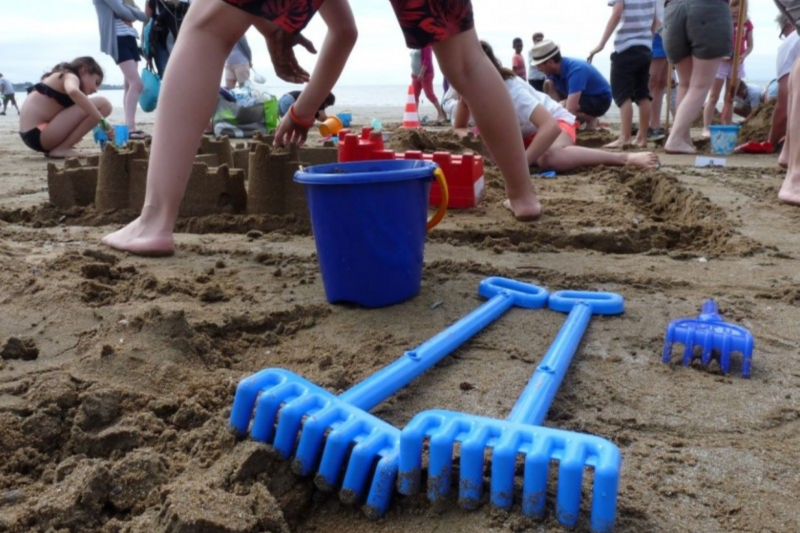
[732,79,762,119]
[278,90,335,123]
[453,41,659,175]
[18,57,114,158]
[534,40,612,131]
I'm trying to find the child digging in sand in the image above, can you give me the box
[18,57,114,158]
[453,42,660,174]
[102,0,543,256]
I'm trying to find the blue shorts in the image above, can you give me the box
[652,33,666,59]
[117,35,141,64]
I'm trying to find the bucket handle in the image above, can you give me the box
[427,168,449,230]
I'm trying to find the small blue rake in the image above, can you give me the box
[398,291,625,533]
[662,299,754,378]
[229,277,549,517]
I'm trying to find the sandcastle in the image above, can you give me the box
[46,133,339,219]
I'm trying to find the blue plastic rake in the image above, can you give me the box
[662,300,754,378]
[229,277,549,518]
[397,291,625,533]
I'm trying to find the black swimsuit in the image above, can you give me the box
[19,83,76,153]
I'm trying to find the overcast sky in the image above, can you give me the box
[0,0,788,88]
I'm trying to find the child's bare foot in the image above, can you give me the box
[778,147,789,168]
[101,217,175,256]
[625,152,660,169]
[503,197,542,221]
[633,134,648,148]
[664,140,697,154]
[778,175,800,205]
[604,138,633,149]
[47,148,89,159]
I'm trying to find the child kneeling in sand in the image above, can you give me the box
[453,42,659,173]
[19,57,114,158]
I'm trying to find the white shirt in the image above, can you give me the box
[0,78,13,95]
[505,76,575,138]
[777,31,800,80]
[735,83,762,109]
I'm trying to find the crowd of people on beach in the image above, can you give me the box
[3,0,800,256]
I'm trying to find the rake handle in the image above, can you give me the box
[508,291,624,426]
[340,278,548,410]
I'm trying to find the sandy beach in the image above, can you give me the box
[1,98,799,533]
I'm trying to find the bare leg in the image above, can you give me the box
[118,60,143,130]
[720,76,734,125]
[666,56,722,154]
[606,99,633,148]
[702,77,724,137]
[40,96,112,158]
[102,0,252,255]
[635,98,651,147]
[539,133,659,171]
[779,56,800,204]
[433,29,540,220]
[649,58,668,129]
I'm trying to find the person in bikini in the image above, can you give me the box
[18,57,114,159]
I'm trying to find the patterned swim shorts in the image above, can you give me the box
[220,0,474,48]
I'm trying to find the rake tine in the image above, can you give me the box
[681,326,696,368]
[720,330,733,374]
[521,438,552,518]
[428,420,463,500]
[557,442,587,528]
[490,431,525,510]
[458,425,496,509]
[700,327,715,366]
[231,277,549,517]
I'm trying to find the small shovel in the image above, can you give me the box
[398,290,625,533]
[662,299,754,378]
[229,277,548,517]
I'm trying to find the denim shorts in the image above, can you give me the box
[662,0,733,62]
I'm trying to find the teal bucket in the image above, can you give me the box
[709,125,740,155]
[294,160,445,308]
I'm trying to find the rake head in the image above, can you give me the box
[229,368,401,517]
[662,300,754,378]
[398,410,621,533]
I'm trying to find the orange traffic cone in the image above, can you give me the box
[402,84,421,129]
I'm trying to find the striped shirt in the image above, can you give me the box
[115,18,139,38]
[612,0,656,53]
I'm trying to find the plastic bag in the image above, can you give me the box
[212,86,278,138]
[139,66,161,113]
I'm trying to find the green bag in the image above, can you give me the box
[264,96,278,131]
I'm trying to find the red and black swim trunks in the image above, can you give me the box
[220,0,327,33]
[220,0,475,48]
[388,0,475,49]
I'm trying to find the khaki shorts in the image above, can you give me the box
[662,0,733,62]
[224,63,250,85]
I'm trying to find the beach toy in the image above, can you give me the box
[92,125,108,149]
[318,115,344,137]
[294,159,448,308]
[113,125,129,147]
[662,300,754,378]
[734,140,773,154]
[401,84,421,128]
[709,125,740,156]
[229,277,549,517]
[251,68,266,84]
[337,112,352,127]
[537,170,557,178]
[398,290,625,533]
[370,118,383,133]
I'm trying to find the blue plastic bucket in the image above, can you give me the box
[294,160,441,308]
[709,125,740,155]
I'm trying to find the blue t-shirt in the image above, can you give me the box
[549,57,612,100]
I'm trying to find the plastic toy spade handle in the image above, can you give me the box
[426,168,449,231]
[508,291,624,426]
[340,277,549,411]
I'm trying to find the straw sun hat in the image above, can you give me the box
[530,40,560,66]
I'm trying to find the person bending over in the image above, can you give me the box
[18,57,113,158]
[534,40,612,131]
[278,90,335,122]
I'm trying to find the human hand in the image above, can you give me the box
[264,27,316,83]
[273,105,313,147]
[587,45,603,63]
